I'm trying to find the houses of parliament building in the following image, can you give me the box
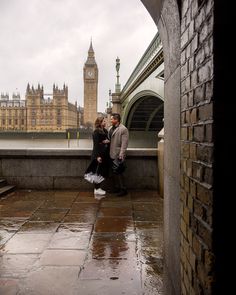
[0,41,100,132]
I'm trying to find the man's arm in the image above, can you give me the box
[119,128,129,160]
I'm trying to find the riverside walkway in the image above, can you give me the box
[0,190,163,295]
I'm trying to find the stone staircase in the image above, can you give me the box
[0,178,16,198]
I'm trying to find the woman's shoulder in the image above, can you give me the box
[93,128,106,136]
[93,128,99,133]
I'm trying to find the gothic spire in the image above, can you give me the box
[85,38,96,65]
[88,38,94,55]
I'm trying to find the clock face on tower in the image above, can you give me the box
[86,69,94,79]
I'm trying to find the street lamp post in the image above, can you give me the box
[115,57,121,93]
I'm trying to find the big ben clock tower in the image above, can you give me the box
[83,40,98,126]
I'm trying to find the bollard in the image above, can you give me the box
[77,131,80,147]
[67,131,70,148]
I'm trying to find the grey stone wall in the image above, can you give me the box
[0,149,158,190]
[158,0,181,294]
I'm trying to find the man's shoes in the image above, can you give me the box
[116,189,128,197]
[94,188,106,195]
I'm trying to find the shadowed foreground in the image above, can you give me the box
[0,190,163,295]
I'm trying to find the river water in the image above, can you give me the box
[0,138,157,149]
[0,130,159,149]
[0,139,92,149]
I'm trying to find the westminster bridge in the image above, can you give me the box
[109,33,164,148]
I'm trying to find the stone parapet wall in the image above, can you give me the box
[0,149,158,190]
[180,0,214,293]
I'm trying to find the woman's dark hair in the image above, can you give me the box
[94,117,104,129]
[111,113,121,122]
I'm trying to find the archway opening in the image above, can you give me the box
[125,95,164,147]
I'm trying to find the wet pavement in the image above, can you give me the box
[0,190,163,295]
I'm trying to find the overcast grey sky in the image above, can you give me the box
[0,0,157,112]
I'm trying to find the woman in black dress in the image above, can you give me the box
[85,116,110,196]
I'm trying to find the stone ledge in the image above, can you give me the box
[0,148,157,157]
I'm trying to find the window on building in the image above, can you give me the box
[2,119,5,125]
[21,119,24,125]
[15,119,18,125]
[32,119,36,126]
[9,119,12,125]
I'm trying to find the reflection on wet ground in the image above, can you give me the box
[0,190,163,295]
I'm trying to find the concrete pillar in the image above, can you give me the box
[111,93,121,114]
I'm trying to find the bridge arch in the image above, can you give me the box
[123,90,163,132]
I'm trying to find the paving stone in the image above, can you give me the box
[0,211,33,218]
[53,191,79,198]
[0,230,15,248]
[0,278,20,295]
[100,201,132,208]
[18,266,81,295]
[69,203,98,214]
[74,278,143,295]
[0,219,26,231]
[95,217,134,233]
[89,232,136,259]
[63,214,96,224]
[130,190,160,201]
[48,226,91,250]
[29,209,68,222]
[98,207,132,217]
[80,257,141,281]
[19,222,59,233]
[3,233,52,254]
[39,199,74,209]
[39,249,86,266]
[0,254,39,278]
[0,201,42,212]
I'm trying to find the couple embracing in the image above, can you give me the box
[85,113,129,198]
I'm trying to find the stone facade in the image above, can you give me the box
[0,93,27,131]
[83,41,98,126]
[0,84,78,132]
[26,84,77,132]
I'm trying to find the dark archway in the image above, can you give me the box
[126,95,164,132]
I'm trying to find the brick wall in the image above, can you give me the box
[180,0,214,293]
